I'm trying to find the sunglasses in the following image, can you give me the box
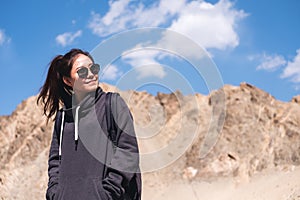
[77,64,100,79]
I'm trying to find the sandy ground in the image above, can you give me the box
[142,167,300,200]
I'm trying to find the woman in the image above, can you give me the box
[37,48,141,200]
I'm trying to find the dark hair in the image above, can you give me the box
[37,48,94,121]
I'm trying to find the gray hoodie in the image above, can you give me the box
[46,87,140,200]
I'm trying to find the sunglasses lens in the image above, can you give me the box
[77,68,88,78]
[91,64,100,74]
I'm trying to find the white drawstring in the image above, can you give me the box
[58,106,80,160]
[74,106,80,141]
[59,110,65,157]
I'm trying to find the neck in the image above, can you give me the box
[74,92,88,104]
[74,88,98,105]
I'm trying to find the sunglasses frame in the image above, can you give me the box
[76,63,100,79]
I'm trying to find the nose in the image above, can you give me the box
[86,68,95,78]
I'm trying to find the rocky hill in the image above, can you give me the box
[0,82,300,199]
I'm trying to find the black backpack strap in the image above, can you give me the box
[54,109,63,141]
[105,92,141,200]
[105,92,118,151]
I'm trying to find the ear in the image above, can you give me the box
[63,76,73,87]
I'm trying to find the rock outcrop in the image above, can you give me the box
[0,82,300,199]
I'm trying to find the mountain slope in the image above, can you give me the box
[0,82,299,199]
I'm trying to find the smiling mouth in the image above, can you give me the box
[84,79,97,84]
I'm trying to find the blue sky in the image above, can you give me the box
[0,0,299,116]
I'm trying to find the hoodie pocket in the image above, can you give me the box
[93,177,110,200]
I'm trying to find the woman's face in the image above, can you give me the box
[63,54,99,98]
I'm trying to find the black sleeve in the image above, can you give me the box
[102,94,140,200]
[46,112,61,200]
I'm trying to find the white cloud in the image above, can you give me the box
[88,0,132,37]
[123,49,166,79]
[169,0,246,50]
[88,0,246,78]
[88,0,177,37]
[281,49,300,83]
[254,49,300,85]
[0,29,11,45]
[102,0,131,25]
[102,64,123,80]
[88,0,246,50]
[55,30,82,47]
[0,30,4,45]
[256,53,287,71]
